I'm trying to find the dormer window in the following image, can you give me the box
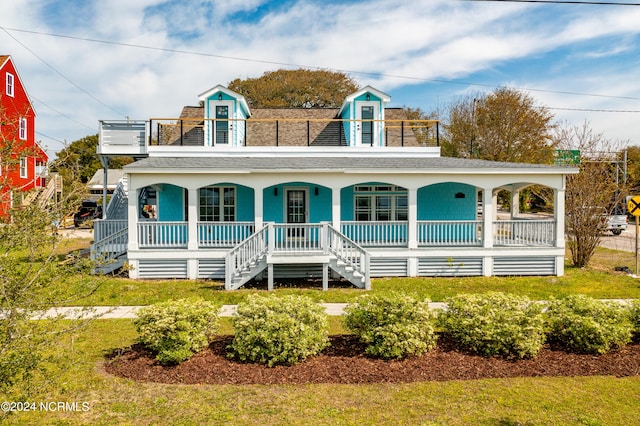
[338,86,390,147]
[6,72,14,97]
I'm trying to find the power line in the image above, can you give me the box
[461,1,640,5]
[30,95,96,131]
[2,26,640,103]
[1,27,127,118]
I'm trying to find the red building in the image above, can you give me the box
[0,55,49,220]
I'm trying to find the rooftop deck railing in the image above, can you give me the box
[147,117,439,148]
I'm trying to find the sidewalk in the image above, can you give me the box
[28,300,632,320]
[34,302,449,319]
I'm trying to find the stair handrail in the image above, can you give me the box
[105,180,128,219]
[326,224,371,290]
[37,174,61,208]
[225,223,269,290]
[91,226,129,264]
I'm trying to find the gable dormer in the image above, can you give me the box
[338,86,390,147]
[198,85,251,147]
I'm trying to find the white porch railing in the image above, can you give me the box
[341,221,407,246]
[225,224,269,289]
[272,223,323,252]
[198,222,255,248]
[493,220,556,247]
[138,221,188,248]
[105,181,128,220]
[94,219,128,242]
[327,224,370,289]
[418,220,483,246]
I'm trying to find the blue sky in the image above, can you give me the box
[1,0,639,156]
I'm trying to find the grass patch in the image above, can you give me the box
[69,247,640,306]
[4,319,640,425]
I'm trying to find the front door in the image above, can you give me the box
[286,189,307,239]
[356,102,379,146]
[215,105,229,145]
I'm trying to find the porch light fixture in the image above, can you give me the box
[274,188,278,196]
[218,93,223,101]
[314,187,319,196]
[366,94,370,101]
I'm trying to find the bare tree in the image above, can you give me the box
[556,121,628,268]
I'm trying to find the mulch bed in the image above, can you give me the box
[104,335,640,385]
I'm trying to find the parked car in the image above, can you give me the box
[74,200,103,228]
[605,205,628,236]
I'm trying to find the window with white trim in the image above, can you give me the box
[19,118,27,140]
[6,72,14,97]
[20,157,27,178]
[199,186,236,221]
[354,185,408,221]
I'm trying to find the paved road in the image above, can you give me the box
[599,227,638,253]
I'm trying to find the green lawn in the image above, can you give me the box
[74,247,640,306]
[4,244,640,425]
[5,319,640,426]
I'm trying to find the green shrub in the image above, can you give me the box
[439,292,545,359]
[343,293,437,359]
[134,298,220,365]
[546,295,632,354]
[630,301,640,341]
[229,294,329,367]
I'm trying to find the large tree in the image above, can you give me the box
[50,134,133,189]
[556,121,628,268]
[441,87,556,164]
[228,69,360,108]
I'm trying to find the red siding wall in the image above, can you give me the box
[0,56,48,219]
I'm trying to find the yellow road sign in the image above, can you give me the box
[629,196,640,217]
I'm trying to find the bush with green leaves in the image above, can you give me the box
[134,298,220,365]
[229,294,329,367]
[630,300,640,342]
[439,292,545,359]
[343,293,437,359]
[546,295,632,354]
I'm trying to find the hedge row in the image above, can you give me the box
[134,294,640,366]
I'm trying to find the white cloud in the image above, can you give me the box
[1,0,640,155]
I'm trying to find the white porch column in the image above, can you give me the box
[555,186,566,276]
[332,186,341,230]
[127,183,139,252]
[511,190,520,219]
[483,188,494,249]
[555,187,566,249]
[187,188,198,250]
[127,179,139,279]
[254,187,264,230]
[408,187,418,249]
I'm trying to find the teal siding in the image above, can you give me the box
[263,183,331,223]
[340,104,352,146]
[340,186,355,221]
[158,184,185,221]
[418,183,476,220]
[310,186,332,223]
[236,185,254,221]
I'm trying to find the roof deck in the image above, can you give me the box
[97,112,440,157]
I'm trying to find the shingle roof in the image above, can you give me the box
[125,154,573,173]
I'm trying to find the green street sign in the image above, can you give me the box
[555,150,581,165]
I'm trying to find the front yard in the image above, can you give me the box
[5,240,640,425]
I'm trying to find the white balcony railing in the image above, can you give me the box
[138,221,188,248]
[198,222,255,247]
[493,220,556,247]
[97,220,557,250]
[272,223,323,252]
[341,221,407,246]
[418,220,483,246]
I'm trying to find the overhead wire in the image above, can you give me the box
[2,25,639,104]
